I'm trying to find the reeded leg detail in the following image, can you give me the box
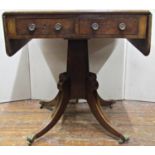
[86,74,129,144]
[27,73,70,145]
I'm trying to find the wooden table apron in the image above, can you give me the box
[3,11,152,145]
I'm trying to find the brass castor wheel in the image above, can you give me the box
[118,135,129,144]
[27,135,35,146]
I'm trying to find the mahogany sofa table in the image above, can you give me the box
[3,11,152,145]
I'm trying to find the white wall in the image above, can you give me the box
[28,39,67,100]
[28,10,155,102]
[89,39,125,100]
[124,10,155,102]
[29,39,125,101]
[0,7,155,103]
[0,10,31,102]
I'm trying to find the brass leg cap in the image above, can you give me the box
[118,135,129,144]
[40,101,45,109]
[109,101,116,109]
[109,104,113,109]
[40,105,44,109]
[27,135,35,146]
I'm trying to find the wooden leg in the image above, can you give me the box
[39,92,61,110]
[27,39,128,145]
[27,73,70,145]
[86,75,129,144]
[39,72,69,110]
[89,72,115,108]
[75,98,79,103]
[97,93,115,108]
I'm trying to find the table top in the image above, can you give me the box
[3,10,151,14]
[3,10,152,56]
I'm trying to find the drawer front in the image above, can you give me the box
[79,15,139,36]
[16,18,75,36]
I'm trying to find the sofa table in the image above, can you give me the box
[3,11,152,145]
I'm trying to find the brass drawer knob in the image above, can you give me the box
[118,22,126,31]
[91,22,99,31]
[28,23,36,32]
[54,23,62,31]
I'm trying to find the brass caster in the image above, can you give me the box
[40,104,44,109]
[109,100,116,109]
[118,135,129,144]
[39,101,55,111]
[40,101,45,109]
[100,100,115,109]
[27,135,35,146]
[109,104,113,109]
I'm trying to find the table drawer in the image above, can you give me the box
[16,18,75,36]
[79,15,142,36]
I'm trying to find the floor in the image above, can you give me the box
[0,100,155,146]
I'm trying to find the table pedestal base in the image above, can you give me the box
[27,39,129,145]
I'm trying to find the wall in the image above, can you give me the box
[27,10,155,102]
[29,39,125,101]
[0,8,155,102]
[0,10,31,102]
[124,10,155,102]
